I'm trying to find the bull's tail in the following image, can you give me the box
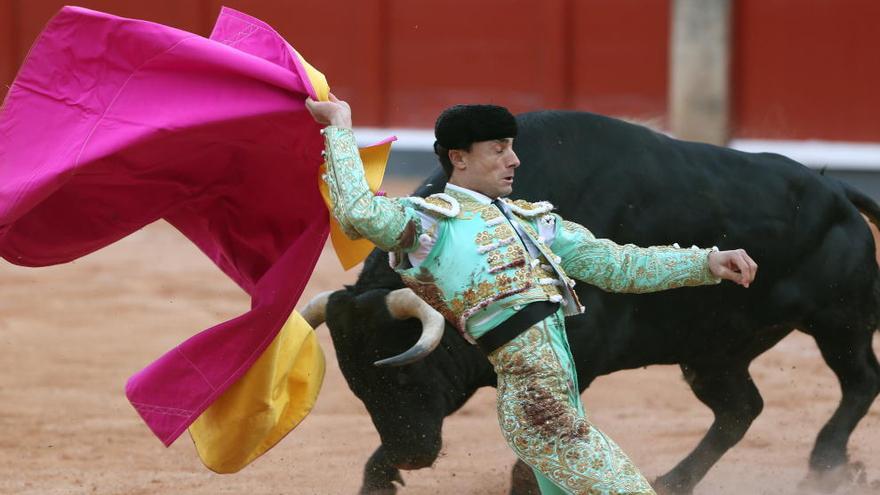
[838,180,880,333]
[837,179,880,230]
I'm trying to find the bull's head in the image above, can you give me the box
[302,288,444,366]
[302,284,481,470]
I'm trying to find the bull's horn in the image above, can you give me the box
[374,288,445,367]
[300,290,334,329]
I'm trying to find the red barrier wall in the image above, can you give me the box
[733,0,880,141]
[206,0,388,126]
[1,0,877,141]
[0,2,16,95]
[571,0,670,122]
[383,0,570,126]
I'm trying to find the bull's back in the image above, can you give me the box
[508,111,876,368]
[511,111,861,274]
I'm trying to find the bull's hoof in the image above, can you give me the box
[652,474,694,495]
[358,488,397,495]
[799,461,879,494]
[360,468,404,495]
[359,478,404,495]
[509,459,540,495]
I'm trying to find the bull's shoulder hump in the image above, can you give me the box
[502,198,554,217]
[406,193,460,218]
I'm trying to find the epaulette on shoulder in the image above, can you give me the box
[407,193,461,217]
[502,198,554,217]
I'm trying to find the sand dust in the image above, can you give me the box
[1,178,878,495]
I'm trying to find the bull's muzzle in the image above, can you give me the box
[300,288,445,367]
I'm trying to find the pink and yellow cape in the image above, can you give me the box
[0,6,388,472]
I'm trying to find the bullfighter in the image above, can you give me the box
[305,95,757,495]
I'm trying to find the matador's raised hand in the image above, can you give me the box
[305,93,352,129]
[708,249,758,288]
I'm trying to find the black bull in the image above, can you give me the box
[322,111,880,494]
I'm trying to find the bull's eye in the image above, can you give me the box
[396,373,411,385]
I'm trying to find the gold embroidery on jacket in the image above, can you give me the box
[480,206,502,222]
[558,220,718,292]
[475,231,493,246]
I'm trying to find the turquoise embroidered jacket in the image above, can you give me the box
[321,126,720,342]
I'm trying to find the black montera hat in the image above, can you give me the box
[433,104,517,151]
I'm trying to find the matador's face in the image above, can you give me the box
[450,137,520,199]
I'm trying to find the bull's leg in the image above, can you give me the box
[360,446,405,495]
[806,328,880,476]
[654,365,764,495]
[509,459,540,495]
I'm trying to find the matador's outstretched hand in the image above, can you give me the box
[708,249,758,288]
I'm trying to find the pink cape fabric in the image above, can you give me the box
[0,6,330,446]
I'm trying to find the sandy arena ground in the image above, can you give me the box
[1,177,879,495]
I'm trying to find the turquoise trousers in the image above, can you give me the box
[487,310,656,495]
